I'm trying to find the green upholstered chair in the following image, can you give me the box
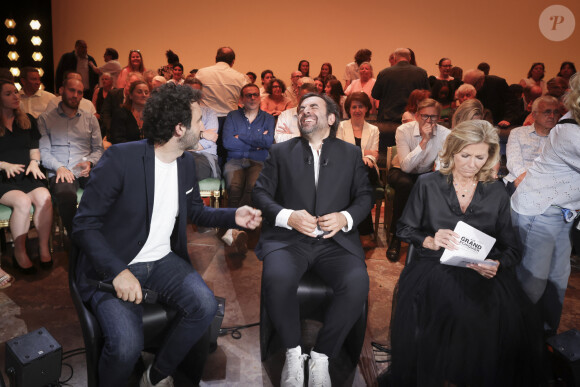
[198,178,223,208]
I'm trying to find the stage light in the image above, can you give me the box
[31,36,42,46]
[30,20,41,30]
[32,52,43,61]
[5,19,16,28]
[37,68,44,77]
[8,51,19,61]
[10,67,20,77]
[6,35,18,45]
[15,83,22,91]
[39,83,45,90]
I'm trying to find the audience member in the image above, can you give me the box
[246,71,257,84]
[71,83,261,387]
[117,50,146,89]
[221,83,275,251]
[19,67,55,119]
[345,62,377,115]
[344,49,372,88]
[168,63,185,85]
[557,61,576,88]
[253,92,372,387]
[463,69,520,128]
[91,72,114,126]
[477,61,490,76]
[429,58,462,108]
[451,98,491,128]
[454,83,477,105]
[401,89,430,124]
[386,98,450,261]
[336,92,380,243]
[100,72,143,140]
[0,79,53,274]
[38,78,103,236]
[261,79,292,117]
[259,70,274,96]
[89,47,122,86]
[511,73,580,337]
[151,75,167,90]
[372,48,430,146]
[143,70,156,91]
[284,71,302,106]
[520,62,547,95]
[504,95,559,195]
[109,80,150,144]
[46,72,97,116]
[314,77,325,94]
[324,79,347,119]
[55,40,99,99]
[450,66,463,81]
[317,62,333,84]
[275,83,317,143]
[298,60,310,77]
[386,120,543,386]
[184,77,221,180]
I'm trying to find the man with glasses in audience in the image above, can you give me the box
[504,95,560,195]
[386,98,450,261]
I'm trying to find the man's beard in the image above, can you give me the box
[178,128,199,151]
[63,97,80,110]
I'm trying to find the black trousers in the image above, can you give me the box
[386,168,420,235]
[50,176,87,236]
[262,237,369,358]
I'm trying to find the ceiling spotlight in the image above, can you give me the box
[5,19,16,28]
[10,67,20,77]
[32,52,43,61]
[39,83,45,91]
[8,51,19,61]
[15,83,22,91]
[30,20,41,30]
[6,35,18,45]
[31,36,42,46]
[37,68,44,77]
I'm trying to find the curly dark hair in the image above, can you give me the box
[297,92,340,137]
[265,78,286,94]
[142,83,200,145]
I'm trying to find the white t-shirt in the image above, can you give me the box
[130,157,179,264]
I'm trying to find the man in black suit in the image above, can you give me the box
[253,93,373,387]
[55,40,99,99]
[72,84,261,387]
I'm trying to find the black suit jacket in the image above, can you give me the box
[477,75,520,125]
[55,51,99,91]
[253,137,373,260]
[100,88,125,138]
[72,140,237,300]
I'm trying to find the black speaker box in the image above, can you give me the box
[4,327,62,387]
[208,296,225,353]
[546,329,580,385]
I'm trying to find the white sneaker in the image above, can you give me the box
[139,364,174,387]
[308,350,331,387]
[221,229,234,246]
[281,345,308,387]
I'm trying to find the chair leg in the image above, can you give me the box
[374,199,383,241]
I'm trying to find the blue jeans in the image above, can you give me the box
[89,252,217,387]
[223,158,263,208]
[512,206,572,334]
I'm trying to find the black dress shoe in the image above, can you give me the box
[39,257,54,270]
[12,255,37,275]
[386,237,401,262]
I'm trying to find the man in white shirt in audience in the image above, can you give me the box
[19,67,55,119]
[275,83,317,143]
[504,95,560,195]
[89,47,122,86]
[283,71,302,106]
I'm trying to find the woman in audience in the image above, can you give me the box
[336,92,379,244]
[313,77,325,94]
[260,79,292,117]
[117,50,146,89]
[520,62,547,95]
[451,98,492,127]
[297,60,310,77]
[92,72,114,124]
[386,119,543,386]
[429,58,462,121]
[0,80,53,275]
[345,62,377,115]
[325,79,347,119]
[109,80,150,144]
[317,62,333,84]
[168,63,185,85]
[557,61,577,88]
[401,89,430,124]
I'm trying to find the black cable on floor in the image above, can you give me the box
[218,322,259,339]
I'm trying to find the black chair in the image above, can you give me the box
[68,243,210,387]
[260,270,368,368]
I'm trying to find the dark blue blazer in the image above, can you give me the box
[252,136,373,260]
[72,139,237,300]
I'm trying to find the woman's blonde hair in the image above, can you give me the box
[452,98,484,128]
[0,80,31,136]
[439,120,499,182]
[564,73,580,123]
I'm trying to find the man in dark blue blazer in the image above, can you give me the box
[72,84,261,387]
[253,93,373,387]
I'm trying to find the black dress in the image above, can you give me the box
[388,172,543,386]
[109,107,142,144]
[0,114,46,198]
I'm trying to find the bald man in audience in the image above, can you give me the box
[19,67,55,119]
[284,71,303,106]
[46,72,96,115]
[372,48,430,146]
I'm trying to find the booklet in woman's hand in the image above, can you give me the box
[440,221,498,268]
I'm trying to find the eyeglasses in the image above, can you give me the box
[440,64,452,68]
[244,93,260,99]
[271,85,281,89]
[420,114,439,121]
[538,109,559,116]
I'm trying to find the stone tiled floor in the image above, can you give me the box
[0,221,579,386]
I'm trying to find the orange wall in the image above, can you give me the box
[51,0,579,86]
